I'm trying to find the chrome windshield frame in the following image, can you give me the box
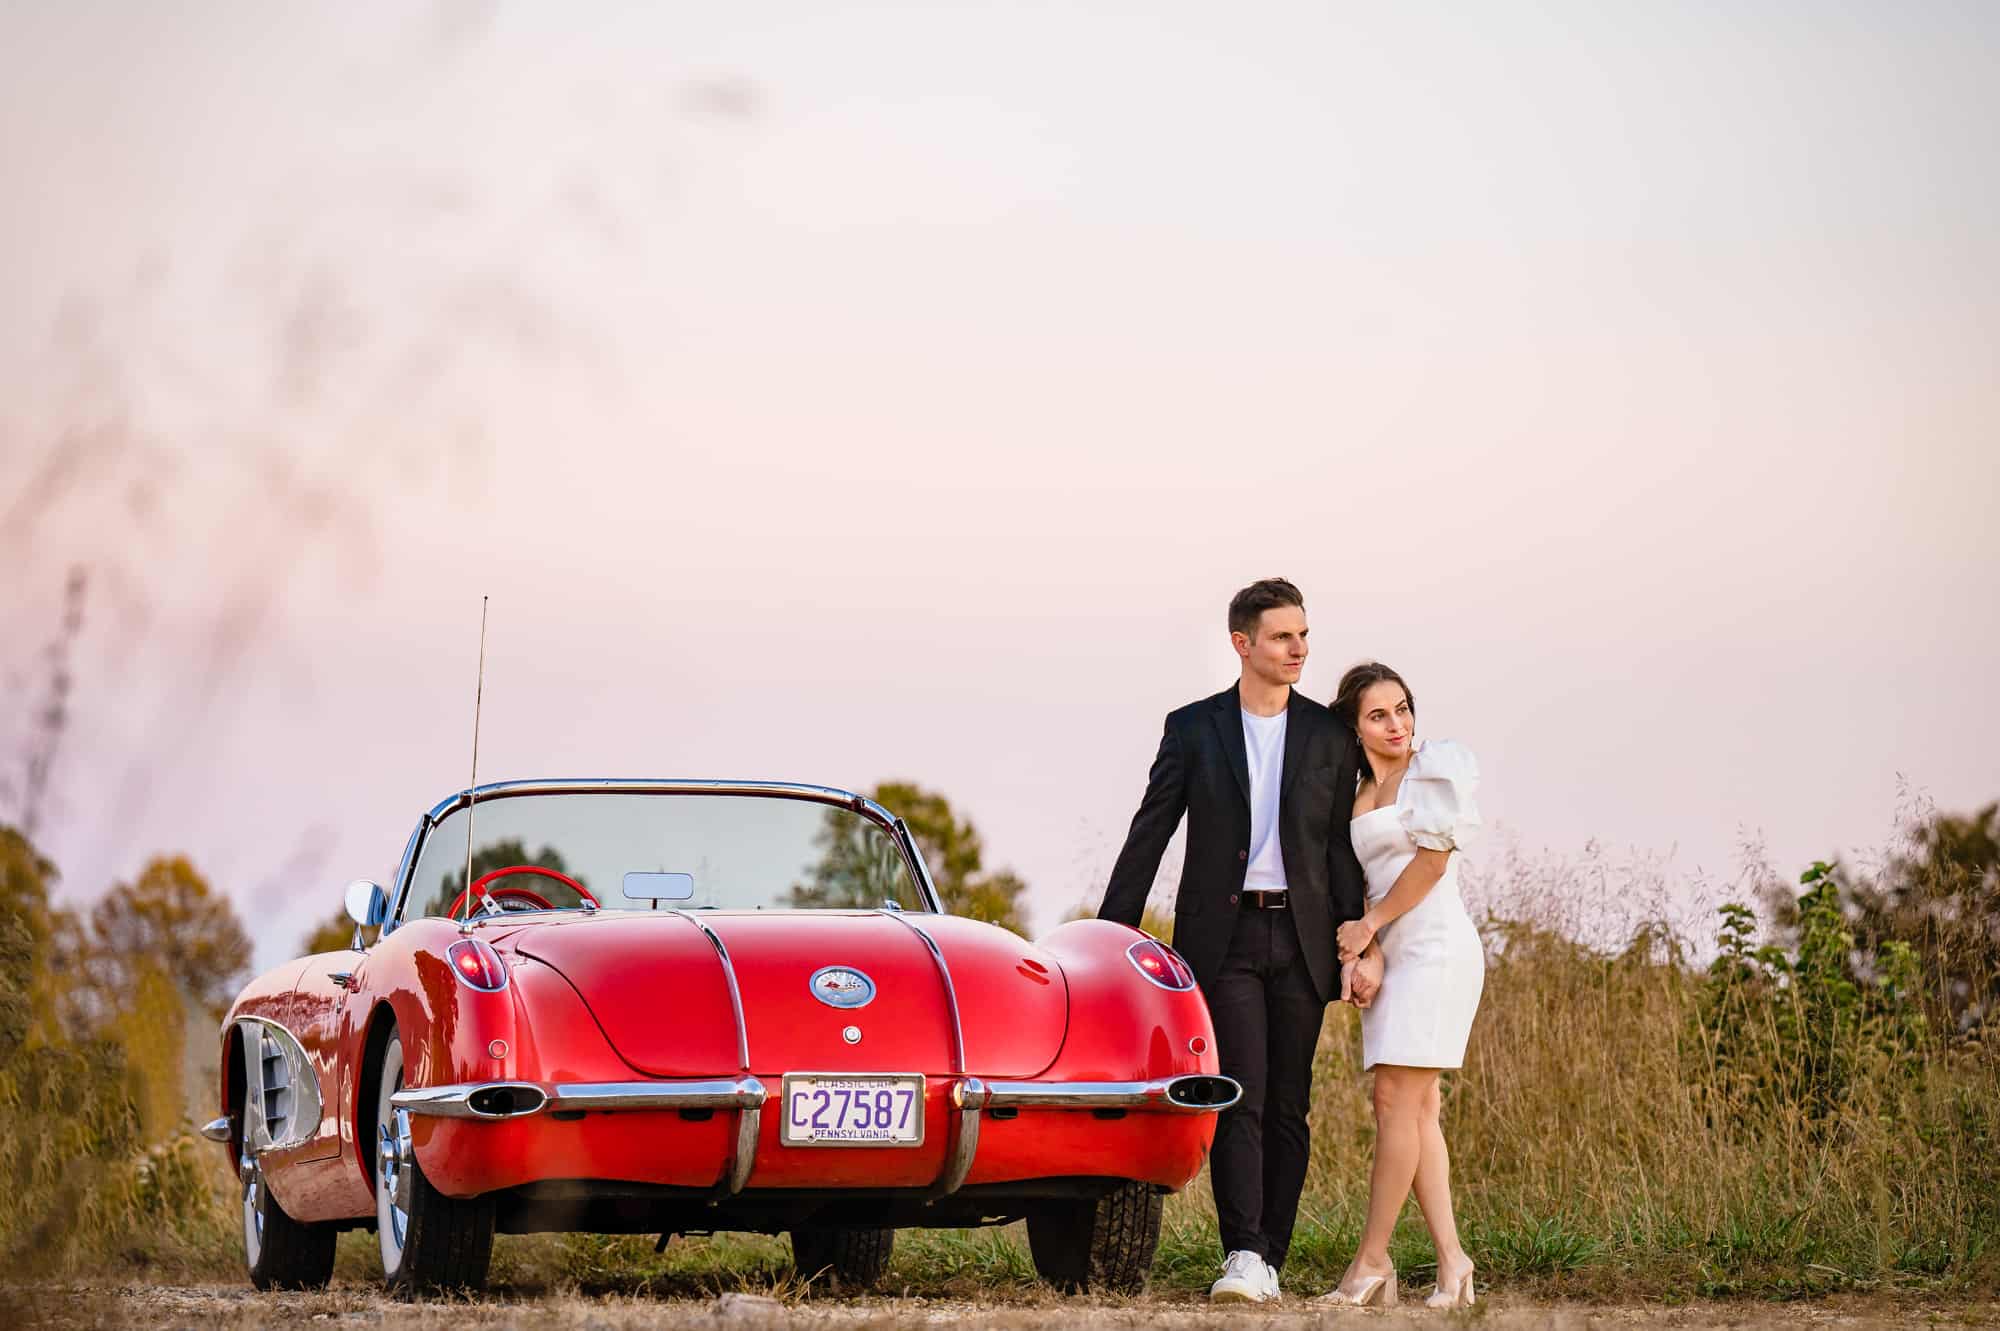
[384,780,941,933]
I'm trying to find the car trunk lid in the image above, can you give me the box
[511,910,1066,1079]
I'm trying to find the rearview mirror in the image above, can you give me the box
[345,879,388,928]
[623,871,695,901]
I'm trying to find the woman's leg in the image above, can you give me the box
[1409,1073,1472,1281]
[1348,1065,1429,1273]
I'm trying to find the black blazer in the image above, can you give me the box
[1098,683,1365,1003]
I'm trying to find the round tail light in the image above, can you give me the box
[446,937,509,991]
[1126,938,1196,991]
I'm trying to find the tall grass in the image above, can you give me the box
[4,824,1993,1299]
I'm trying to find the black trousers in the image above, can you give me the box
[1205,905,1328,1270]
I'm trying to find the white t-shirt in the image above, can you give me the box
[1241,707,1289,892]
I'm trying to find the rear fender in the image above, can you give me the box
[1034,918,1219,1083]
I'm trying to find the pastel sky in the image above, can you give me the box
[3,2,1995,966]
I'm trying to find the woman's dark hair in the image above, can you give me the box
[1331,661,1415,734]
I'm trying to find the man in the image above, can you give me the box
[1098,577,1380,1303]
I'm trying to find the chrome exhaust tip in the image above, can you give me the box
[465,1083,550,1118]
[1164,1074,1242,1111]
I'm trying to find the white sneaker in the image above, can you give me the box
[1263,1261,1282,1300]
[1210,1249,1272,1303]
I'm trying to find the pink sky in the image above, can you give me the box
[3,2,1995,966]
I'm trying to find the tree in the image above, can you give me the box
[873,782,1030,935]
[301,908,366,957]
[0,826,60,1060]
[793,783,1031,935]
[788,809,910,912]
[84,855,252,1022]
[436,839,580,911]
[1851,802,1999,1032]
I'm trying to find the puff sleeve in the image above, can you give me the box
[1397,740,1481,852]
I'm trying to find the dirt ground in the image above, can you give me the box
[5,1285,1994,1331]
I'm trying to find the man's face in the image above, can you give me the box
[1232,605,1308,687]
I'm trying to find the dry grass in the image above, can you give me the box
[4,826,1996,1304]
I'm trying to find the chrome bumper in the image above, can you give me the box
[393,1076,766,1196]
[390,1071,1237,1201]
[393,1076,768,1120]
[964,1073,1241,1113]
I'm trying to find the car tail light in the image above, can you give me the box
[447,938,509,991]
[1126,938,1196,991]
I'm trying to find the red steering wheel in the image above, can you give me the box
[445,864,597,919]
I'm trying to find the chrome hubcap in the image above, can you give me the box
[377,1106,412,1248]
[240,1152,264,1258]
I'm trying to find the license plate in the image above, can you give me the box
[779,1073,925,1147]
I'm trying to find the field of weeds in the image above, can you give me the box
[3,802,1997,1310]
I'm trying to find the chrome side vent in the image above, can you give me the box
[260,1032,293,1144]
[235,1017,324,1153]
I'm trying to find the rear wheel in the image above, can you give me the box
[1026,1180,1162,1293]
[375,1032,495,1291]
[790,1225,895,1291]
[239,1027,335,1289]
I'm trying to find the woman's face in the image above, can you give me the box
[1356,680,1413,766]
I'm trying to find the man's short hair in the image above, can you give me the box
[1227,578,1305,639]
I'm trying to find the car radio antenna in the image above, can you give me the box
[459,594,489,934]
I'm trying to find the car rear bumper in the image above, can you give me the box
[394,1073,1239,1201]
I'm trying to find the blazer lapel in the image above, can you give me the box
[1210,686,1251,808]
[1279,686,1313,802]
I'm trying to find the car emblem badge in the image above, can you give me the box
[809,966,876,1009]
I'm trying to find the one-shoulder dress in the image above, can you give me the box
[1353,739,1485,1071]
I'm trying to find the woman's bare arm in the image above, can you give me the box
[1335,848,1450,961]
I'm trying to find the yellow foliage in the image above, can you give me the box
[114,962,187,1143]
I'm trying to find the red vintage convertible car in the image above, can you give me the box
[205,781,1237,1293]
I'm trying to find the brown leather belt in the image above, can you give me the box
[1241,890,1289,910]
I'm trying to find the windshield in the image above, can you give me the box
[399,790,924,922]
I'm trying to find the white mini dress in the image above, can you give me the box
[1354,740,1485,1071]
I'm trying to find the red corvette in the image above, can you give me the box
[206,781,1237,1293]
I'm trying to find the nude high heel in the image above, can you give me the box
[1316,1269,1398,1306]
[1425,1264,1476,1309]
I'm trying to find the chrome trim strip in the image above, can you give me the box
[673,910,758,1196]
[674,912,751,1073]
[880,913,966,1074]
[555,1077,766,1113]
[393,1076,768,1119]
[383,821,427,937]
[887,814,942,911]
[980,1075,1244,1113]
[200,1115,232,1143]
[879,911,977,1197]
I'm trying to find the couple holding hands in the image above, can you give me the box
[1098,577,1485,1308]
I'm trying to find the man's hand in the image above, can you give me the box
[1347,949,1384,1008]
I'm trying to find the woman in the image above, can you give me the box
[1318,661,1484,1309]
